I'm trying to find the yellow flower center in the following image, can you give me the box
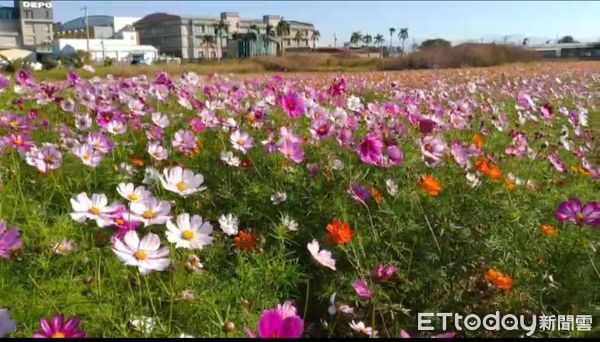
[115,218,125,226]
[128,193,139,201]
[134,250,148,260]
[83,154,91,161]
[576,213,585,221]
[57,245,67,253]
[182,230,195,240]
[143,210,156,219]
[44,155,54,163]
[9,121,18,128]
[88,207,101,215]
[176,181,187,191]
[51,332,66,338]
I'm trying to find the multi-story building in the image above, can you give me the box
[133,11,316,60]
[55,15,140,39]
[0,0,53,53]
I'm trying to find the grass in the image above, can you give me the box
[0,61,599,337]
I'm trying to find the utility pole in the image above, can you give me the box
[82,6,90,53]
[334,33,337,48]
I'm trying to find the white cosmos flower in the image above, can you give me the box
[330,159,344,171]
[112,231,170,275]
[83,64,95,73]
[142,166,161,185]
[159,166,206,197]
[349,320,376,336]
[117,183,151,202]
[70,192,120,227]
[130,197,171,226]
[166,213,213,250]
[281,215,298,231]
[148,142,169,161]
[129,315,157,333]
[466,172,481,188]
[220,151,240,167]
[106,120,127,135]
[385,179,398,196]
[230,130,253,154]
[307,239,336,270]
[151,112,170,128]
[218,213,239,236]
[270,191,287,205]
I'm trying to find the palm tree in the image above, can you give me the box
[276,19,291,54]
[388,27,396,51]
[350,31,363,46]
[294,30,304,48]
[202,34,215,60]
[374,34,385,57]
[364,34,373,46]
[398,28,409,55]
[312,30,320,49]
[265,24,276,37]
[212,21,228,60]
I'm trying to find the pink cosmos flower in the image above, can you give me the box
[0,221,22,259]
[277,139,305,164]
[548,153,566,173]
[352,279,373,298]
[230,130,254,154]
[555,199,599,227]
[25,143,63,174]
[172,129,197,155]
[33,315,86,338]
[281,91,305,118]
[419,136,446,168]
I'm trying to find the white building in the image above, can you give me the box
[52,31,157,63]
[58,15,140,39]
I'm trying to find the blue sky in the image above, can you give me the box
[3,1,600,46]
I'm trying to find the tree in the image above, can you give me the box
[212,21,228,61]
[388,27,396,50]
[364,34,373,46]
[558,35,578,44]
[276,19,291,54]
[350,31,363,46]
[294,30,304,47]
[312,30,320,49]
[398,28,409,54]
[202,35,215,60]
[265,24,275,37]
[374,34,385,57]
[420,38,451,49]
[522,38,529,46]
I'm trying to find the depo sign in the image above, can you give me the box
[22,2,53,9]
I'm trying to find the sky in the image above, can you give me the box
[3,1,600,46]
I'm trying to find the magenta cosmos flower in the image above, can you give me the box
[358,134,383,166]
[0,221,22,259]
[555,199,599,227]
[281,91,305,119]
[372,264,398,281]
[33,315,86,338]
[247,301,304,338]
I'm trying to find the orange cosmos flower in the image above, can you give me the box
[234,231,258,251]
[487,165,503,182]
[485,269,513,290]
[130,157,145,169]
[472,134,484,150]
[505,178,516,191]
[420,175,442,196]
[540,225,557,236]
[326,220,354,244]
[370,188,383,204]
[475,157,491,174]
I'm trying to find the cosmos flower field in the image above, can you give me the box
[0,61,598,338]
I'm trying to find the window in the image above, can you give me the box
[25,10,33,19]
[46,10,50,19]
